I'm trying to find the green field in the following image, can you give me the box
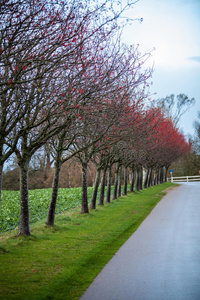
[0,187,94,233]
[0,182,176,300]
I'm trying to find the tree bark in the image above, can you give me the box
[113,162,119,200]
[123,166,128,195]
[81,162,89,213]
[135,167,141,191]
[106,165,112,203]
[98,167,107,205]
[18,157,31,236]
[90,168,101,209]
[147,168,152,187]
[129,167,135,192]
[164,165,169,182]
[157,168,160,185]
[144,168,149,188]
[117,165,122,198]
[46,160,61,226]
[153,169,157,185]
[160,167,164,183]
[139,166,143,190]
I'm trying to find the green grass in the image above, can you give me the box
[0,183,177,300]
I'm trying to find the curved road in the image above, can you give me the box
[80,182,200,300]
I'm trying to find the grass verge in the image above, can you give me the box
[0,182,177,300]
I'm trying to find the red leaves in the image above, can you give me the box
[7,79,12,86]
[76,113,82,120]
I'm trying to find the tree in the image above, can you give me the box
[45,34,131,221]
[155,94,195,127]
[191,138,200,172]
[1,0,92,210]
[142,107,190,185]
[46,36,154,219]
[1,0,140,234]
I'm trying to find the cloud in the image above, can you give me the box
[187,56,200,63]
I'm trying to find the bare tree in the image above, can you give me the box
[156,94,195,127]
[1,0,141,217]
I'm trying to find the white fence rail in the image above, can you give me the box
[168,175,200,183]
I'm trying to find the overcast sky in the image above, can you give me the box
[121,0,200,137]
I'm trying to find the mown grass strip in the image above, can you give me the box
[0,182,177,300]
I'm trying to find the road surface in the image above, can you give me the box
[80,182,200,300]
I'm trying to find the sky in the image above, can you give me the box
[121,0,200,137]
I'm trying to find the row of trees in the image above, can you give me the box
[169,111,200,176]
[1,0,190,236]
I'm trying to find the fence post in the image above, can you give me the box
[171,176,173,183]
[187,176,188,182]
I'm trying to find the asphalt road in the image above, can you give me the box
[80,182,200,300]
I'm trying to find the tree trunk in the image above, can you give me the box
[153,169,157,185]
[147,168,152,187]
[135,168,140,191]
[46,160,61,226]
[106,165,112,203]
[98,167,107,206]
[81,162,89,213]
[0,164,3,211]
[129,167,135,192]
[113,162,119,200]
[144,168,149,188]
[123,166,128,195]
[117,165,122,198]
[139,166,143,190]
[18,157,31,236]
[160,167,164,183]
[164,165,169,182]
[156,168,160,184]
[90,168,101,209]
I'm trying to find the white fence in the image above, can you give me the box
[168,175,200,183]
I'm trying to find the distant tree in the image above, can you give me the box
[194,111,200,140]
[156,94,195,127]
[143,109,190,184]
[2,167,20,190]
[188,113,200,174]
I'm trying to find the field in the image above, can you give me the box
[0,187,95,233]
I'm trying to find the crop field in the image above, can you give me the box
[0,187,95,233]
